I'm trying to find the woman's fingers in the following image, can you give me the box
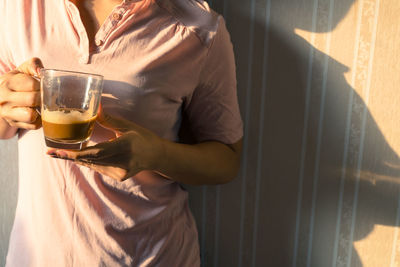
[6,72,41,92]
[6,91,41,107]
[47,141,112,161]
[47,139,127,163]
[1,106,39,123]
[0,74,40,107]
[47,147,132,181]
[15,57,44,77]
[0,58,43,131]
[4,117,41,130]
[6,119,42,130]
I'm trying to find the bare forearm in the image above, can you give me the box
[47,110,243,184]
[155,139,242,185]
[0,117,18,139]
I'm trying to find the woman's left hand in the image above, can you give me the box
[47,110,165,182]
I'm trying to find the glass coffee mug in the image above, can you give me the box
[39,69,104,150]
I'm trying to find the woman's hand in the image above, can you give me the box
[47,109,243,185]
[47,109,165,182]
[0,58,43,133]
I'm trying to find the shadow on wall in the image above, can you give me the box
[187,0,400,266]
[239,0,400,266]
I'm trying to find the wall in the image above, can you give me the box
[186,0,400,266]
[0,138,18,267]
[1,0,399,266]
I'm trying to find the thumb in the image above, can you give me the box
[16,57,44,77]
[97,107,136,135]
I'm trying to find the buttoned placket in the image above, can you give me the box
[93,7,127,54]
[65,0,135,64]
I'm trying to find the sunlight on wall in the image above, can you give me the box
[293,1,400,265]
[295,1,400,157]
[354,224,399,267]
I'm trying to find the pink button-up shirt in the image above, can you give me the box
[1,0,243,266]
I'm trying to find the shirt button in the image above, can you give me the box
[112,13,122,21]
[95,39,104,46]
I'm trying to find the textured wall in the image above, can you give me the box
[1,0,399,267]
[0,138,18,267]
[187,0,400,266]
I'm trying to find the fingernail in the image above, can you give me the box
[46,149,56,155]
[36,67,43,76]
[56,150,68,158]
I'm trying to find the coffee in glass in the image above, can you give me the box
[40,69,103,150]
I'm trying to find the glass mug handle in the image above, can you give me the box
[32,75,41,116]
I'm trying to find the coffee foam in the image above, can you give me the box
[42,109,96,124]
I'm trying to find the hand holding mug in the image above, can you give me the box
[0,58,43,130]
[47,109,165,182]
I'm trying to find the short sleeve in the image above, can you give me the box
[184,17,243,144]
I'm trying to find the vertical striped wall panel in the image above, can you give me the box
[1,1,399,267]
[186,0,400,266]
[0,138,18,267]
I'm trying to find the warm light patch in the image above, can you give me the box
[354,224,399,267]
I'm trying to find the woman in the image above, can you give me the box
[0,0,243,266]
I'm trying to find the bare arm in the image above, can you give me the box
[155,139,242,185]
[48,110,243,185]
